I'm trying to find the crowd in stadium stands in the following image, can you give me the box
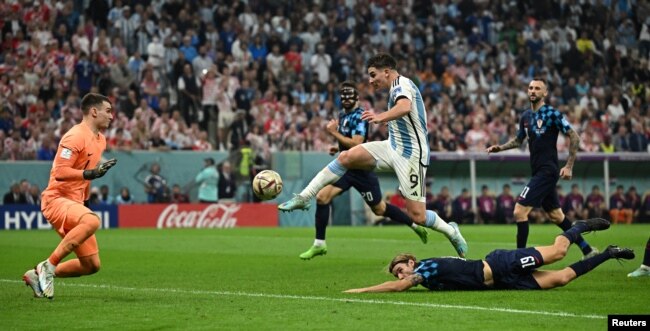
[1,1,649,214]
[0,0,648,164]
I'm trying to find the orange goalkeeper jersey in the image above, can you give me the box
[41,122,107,204]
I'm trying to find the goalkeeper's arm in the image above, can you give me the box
[83,158,118,180]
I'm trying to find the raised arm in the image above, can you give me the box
[325,119,364,150]
[343,274,423,293]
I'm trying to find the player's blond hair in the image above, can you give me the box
[388,253,417,274]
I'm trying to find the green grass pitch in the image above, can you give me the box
[1,224,648,330]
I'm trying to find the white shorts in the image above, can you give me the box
[219,110,234,129]
[361,140,427,202]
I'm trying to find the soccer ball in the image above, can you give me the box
[252,170,283,201]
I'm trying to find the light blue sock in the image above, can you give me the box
[425,210,455,237]
[299,159,347,199]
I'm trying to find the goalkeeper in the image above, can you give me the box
[345,218,634,292]
[21,93,118,299]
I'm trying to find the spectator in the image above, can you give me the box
[115,187,134,204]
[640,190,650,223]
[452,188,475,224]
[496,184,515,224]
[98,185,114,205]
[585,185,606,219]
[144,163,168,203]
[170,184,190,203]
[430,186,453,220]
[627,186,642,221]
[195,157,219,203]
[610,185,633,224]
[563,184,586,221]
[477,185,496,224]
[217,161,237,201]
[3,183,27,204]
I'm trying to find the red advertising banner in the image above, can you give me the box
[118,203,278,228]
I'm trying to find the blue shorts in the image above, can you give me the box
[333,170,382,207]
[517,173,560,211]
[485,247,544,290]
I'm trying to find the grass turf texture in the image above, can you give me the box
[1,224,648,330]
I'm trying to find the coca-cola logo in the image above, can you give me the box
[156,204,241,228]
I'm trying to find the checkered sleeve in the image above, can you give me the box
[551,108,572,134]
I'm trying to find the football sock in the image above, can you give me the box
[516,221,529,248]
[54,259,86,277]
[300,159,346,199]
[313,239,326,247]
[558,218,592,255]
[569,251,610,277]
[643,239,650,267]
[383,203,414,226]
[315,203,329,240]
[560,222,589,244]
[424,210,455,237]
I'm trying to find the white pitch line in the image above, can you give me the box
[0,279,605,320]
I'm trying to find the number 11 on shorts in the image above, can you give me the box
[520,186,530,199]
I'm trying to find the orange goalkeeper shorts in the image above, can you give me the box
[41,197,99,258]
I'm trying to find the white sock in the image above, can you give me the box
[411,223,419,229]
[424,210,455,238]
[299,159,346,199]
[313,239,326,246]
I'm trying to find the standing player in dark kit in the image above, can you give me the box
[486,78,597,257]
[299,81,429,260]
[344,218,634,293]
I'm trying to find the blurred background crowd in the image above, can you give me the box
[0,0,648,163]
[1,0,650,222]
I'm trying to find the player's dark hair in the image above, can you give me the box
[81,93,111,114]
[367,53,397,70]
[388,253,417,275]
[531,77,547,87]
[339,80,357,91]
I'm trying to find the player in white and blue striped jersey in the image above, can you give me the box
[279,53,468,258]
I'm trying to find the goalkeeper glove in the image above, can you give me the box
[83,158,118,180]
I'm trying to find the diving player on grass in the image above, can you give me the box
[344,218,634,292]
[280,53,468,258]
[486,78,598,258]
[299,81,429,260]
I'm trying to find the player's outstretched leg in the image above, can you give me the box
[569,245,635,279]
[628,237,650,277]
[423,210,467,257]
[22,269,44,298]
[554,216,598,258]
[279,159,347,212]
[279,193,312,212]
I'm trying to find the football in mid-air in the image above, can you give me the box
[252,170,283,201]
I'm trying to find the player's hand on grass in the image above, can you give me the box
[83,158,117,180]
[486,145,501,154]
[560,165,572,180]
